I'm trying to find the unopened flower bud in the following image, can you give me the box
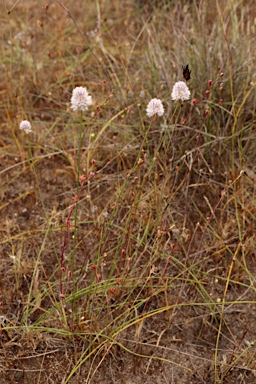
[80,174,86,183]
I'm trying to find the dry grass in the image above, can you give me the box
[0,0,255,383]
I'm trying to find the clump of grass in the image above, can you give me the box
[0,1,255,383]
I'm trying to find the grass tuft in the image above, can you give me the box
[0,1,255,383]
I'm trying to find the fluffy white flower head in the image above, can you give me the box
[146,98,164,118]
[171,81,191,101]
[19,120,32,134]
[70,86,92,112]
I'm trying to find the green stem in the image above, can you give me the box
[71,112,83,318]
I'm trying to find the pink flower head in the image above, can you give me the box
[70,86,92,112]
[171,81,191,101]
[19,120,32,134]
[146,98,164,118]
